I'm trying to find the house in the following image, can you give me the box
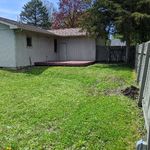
[0,17,98,68]
[110,39,126,46]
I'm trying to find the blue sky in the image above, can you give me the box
[0,0,59,20]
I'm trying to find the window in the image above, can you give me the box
[26,37,32,47]
[54,39,57,53]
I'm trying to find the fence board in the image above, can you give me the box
[138,43,150,107]
[135,44,139,73]
[136,41,150,148]
[96,46,135,65]
[137,44,145,84]
[96,46,109,62]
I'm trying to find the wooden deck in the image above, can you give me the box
[35,61,95,67]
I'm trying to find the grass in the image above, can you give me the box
[0,64,144,150]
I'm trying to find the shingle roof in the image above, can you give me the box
[0,17,87,37]
[48,28,87,37]
[0,17,54,36]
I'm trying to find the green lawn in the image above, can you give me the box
[0,64,143,150]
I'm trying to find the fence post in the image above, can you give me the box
[147,127,150,150]
[108,47,110,63]
[137,44,145,84]
[135,44,139,72]
[138,43,150,107]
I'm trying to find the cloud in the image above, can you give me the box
[0,8,19,15]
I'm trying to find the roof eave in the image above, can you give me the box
[55,35,87,37]
[16,28,56,37]
[0,21,18,29]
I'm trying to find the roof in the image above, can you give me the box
[111,39,126,46]
[48,28,87,37]
[0,17,54,36]
[0,17,87,37]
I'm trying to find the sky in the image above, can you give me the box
[0,0,59,20]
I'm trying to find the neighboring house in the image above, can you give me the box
[0,17,97,68]
[110,39,126,46]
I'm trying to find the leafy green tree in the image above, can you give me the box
[132,0,150,42]
[20,0,51,29]
[112,0,150,61]
[80,0,116,39]
[80,0,150,60]
[42,0,56,22]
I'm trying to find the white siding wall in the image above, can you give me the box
[57,37,96,61]
[0,23,16,67]
[0,26,96,68]
[15,31,56,67]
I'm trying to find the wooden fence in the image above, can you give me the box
[135,41,150,149]
[96,46,136,67]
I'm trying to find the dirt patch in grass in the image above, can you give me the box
[122,86,139,100]
[103,88,122,96]
[89,85,139,99]
[87,86,123,97]
[88,84,139,99]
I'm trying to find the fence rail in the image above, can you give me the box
[136,41,150,149]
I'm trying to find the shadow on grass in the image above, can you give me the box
[0,63,133,76]
[23,66,50,75]
[93,63,132,71]
[0,66,50,76]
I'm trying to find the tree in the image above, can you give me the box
[79,0,116,40]
[131,0,150,43]
[42,0,56,22]
[80,1,150,43]
[20,0,51,29]
[80,0,150,62]
[111,0,150,61]
[52,0,91,29]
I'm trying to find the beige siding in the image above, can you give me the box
[0,23,16,67]
[15,31,56,67]
[57,37,96,61]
